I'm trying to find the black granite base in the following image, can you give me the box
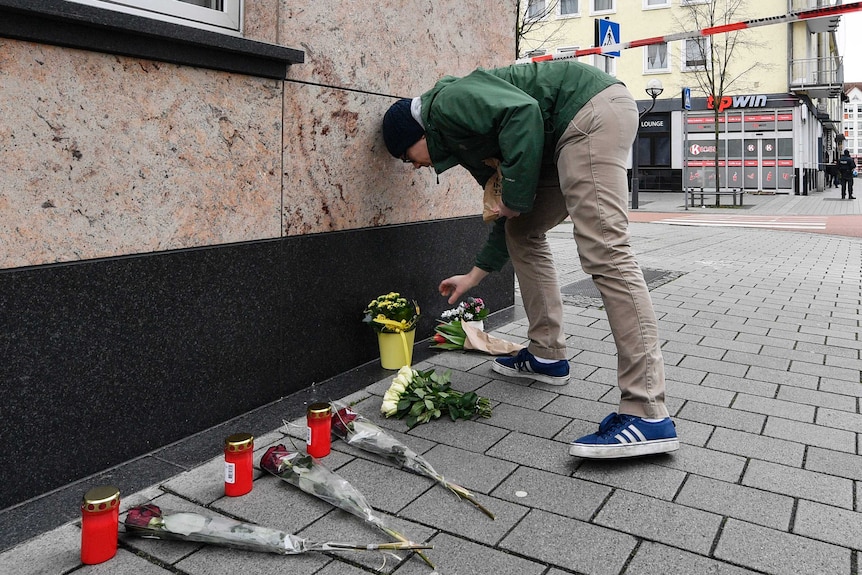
[0,216,514,515]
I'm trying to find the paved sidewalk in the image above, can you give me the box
[3,190,862,575]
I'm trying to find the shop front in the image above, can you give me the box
[633,94,820,195]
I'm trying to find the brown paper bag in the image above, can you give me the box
[482,158,503,222]
[461,322,524,356]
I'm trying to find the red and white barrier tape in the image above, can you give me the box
[515,1,862,63]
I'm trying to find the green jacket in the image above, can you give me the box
[420,61,620,272]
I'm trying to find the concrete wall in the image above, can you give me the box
[0,0,515,510]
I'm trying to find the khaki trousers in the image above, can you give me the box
[504,83,668,419]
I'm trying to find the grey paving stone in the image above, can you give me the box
[722,350,792,371]
[314,558,376,574]
[395,532,545,575]
[473,401,570,439]
[677,402,765,434]
[571,349,619,370]
[789,360,860,382]
[0,523,81,575]
[327,458,433,515]
[661,340,727,360]
[493,465,610,520]
[662,380,735,407]
[400,488,526,546]
[731,393,816,422]
[826,354,862,372]
[742,460,854,509]
[714,518,850,575]
[175,545,330,575]
[663,363,708,384]
[706,427,804,467]
[542,395,618,424]
[484,431,574,476]
[297,508,435,573]
[805,447,862,481]
[540,377,613,401]
[406,419,509,454]
[699,336,762,355]
[735,331,796,350]
[654,443,746,483]
[679,356,749,378]
[676,475,793,530]
[793,499,862,550]
[427,350,491,372]
[796,340,858,359]
[475,378,558,411]
[83,548,174,574]
[816,407,862,432]
[756,344,827,365]
[419,443,518,494]
[670,418,713,447]
[574,457,685,501]
[778,387,858,412]
[594,489,722,554]
[500,509,637,575]
[745,365,819,389]
[702,372,777,397]
[764,417,857,454]
[819,377,862,398]
[624,541,761,575]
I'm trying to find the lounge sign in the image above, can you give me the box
[707,94,768,113]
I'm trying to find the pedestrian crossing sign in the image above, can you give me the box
[595,19,621,58]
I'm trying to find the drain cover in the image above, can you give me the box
[560,268,683,307]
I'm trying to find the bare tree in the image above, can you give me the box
[678,0,765,203]
[515,0,568,60]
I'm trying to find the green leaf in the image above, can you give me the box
[413,388,426,399]
[409,402,425,416]
[406,415,418,428]
[424,398,435,410]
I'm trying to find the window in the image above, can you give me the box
[683,37,709,70]
[560,0,579,16]
[644,0,669,7]
[591,0,614,14]
[66,0,242,34]
[526,0,546,19]
[645,43,669,72]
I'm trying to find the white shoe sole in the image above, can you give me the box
[491,361,570,386]
[569,438,680,458]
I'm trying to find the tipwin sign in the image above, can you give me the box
[707,95,768,113]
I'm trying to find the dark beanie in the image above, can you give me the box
[382,98,424,158]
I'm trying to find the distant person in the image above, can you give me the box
[837,149,856,200]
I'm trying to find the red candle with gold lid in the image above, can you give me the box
[306,403,332,457]
[80,485,120,564]
[224,432,254,496]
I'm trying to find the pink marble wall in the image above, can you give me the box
[0,2,514,268]
[277,0,513,236]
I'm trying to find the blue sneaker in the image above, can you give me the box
[569,412,679,458]
[491,348,570,386]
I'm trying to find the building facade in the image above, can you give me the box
[841,83,862,164]
[520,0,845,194]
[0,0,514,511]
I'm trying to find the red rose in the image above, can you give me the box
[124,504,162,528]
[433,333,446,343]
[259,444,291,473]
[331,407,357,436]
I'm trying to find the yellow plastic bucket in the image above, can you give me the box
[377,329,415,369]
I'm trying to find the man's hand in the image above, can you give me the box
[496,199,520,219]
[438,267,489,305]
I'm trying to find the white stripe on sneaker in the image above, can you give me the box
[629,425,648,442]
[621,429,637,443]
